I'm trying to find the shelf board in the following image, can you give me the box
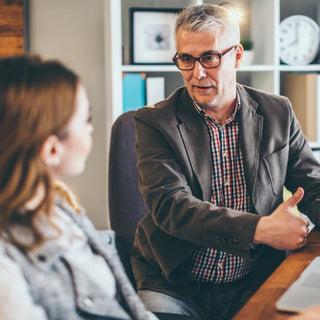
[122,65,178,72]
[122,64,278,73]
[121,64,320,73]
[238,65,276,72]
[279,64,320,72]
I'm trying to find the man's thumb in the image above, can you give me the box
[285,187,304,208]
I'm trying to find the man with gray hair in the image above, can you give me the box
[131,4,320,319]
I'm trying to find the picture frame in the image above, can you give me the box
[130,8,181,64]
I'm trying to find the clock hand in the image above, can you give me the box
[288,21,299,46]
[288,40,297,46]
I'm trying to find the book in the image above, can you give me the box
[122,73,146,112]
[146,77,165,105]
[283,73,318,142]
[312,149,320,163]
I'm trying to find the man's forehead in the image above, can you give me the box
[176,28,225,53]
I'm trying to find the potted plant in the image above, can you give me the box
[241,40,255,65]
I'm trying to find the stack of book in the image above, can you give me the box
[122,73,165,112]
[283,73,320,144]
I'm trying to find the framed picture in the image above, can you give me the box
[130,8,181,64]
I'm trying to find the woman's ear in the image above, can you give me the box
[40,135,63,168]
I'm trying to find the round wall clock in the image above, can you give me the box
[279,15,320,65]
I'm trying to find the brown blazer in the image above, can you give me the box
[131,84,320,298]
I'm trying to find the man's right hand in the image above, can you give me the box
[253,187,310,251]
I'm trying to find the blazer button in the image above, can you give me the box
[82,297,94,309]
[37,254,47,262]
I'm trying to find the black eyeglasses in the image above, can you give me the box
[172,45,238,71]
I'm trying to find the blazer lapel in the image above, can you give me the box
[237,85,263,202]
[176,90,213,202]
[175,86,263,205]
[60,200,158,320]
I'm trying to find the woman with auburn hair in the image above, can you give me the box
[0,55,157,320]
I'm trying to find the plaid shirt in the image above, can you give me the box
[190,93,254,283]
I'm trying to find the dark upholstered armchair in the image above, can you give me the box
[108,110,147,286]
[108,110,202,320]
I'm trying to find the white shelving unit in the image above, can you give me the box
[104,0,320,145]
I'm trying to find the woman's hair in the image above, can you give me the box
[174,4,240,47]
[0,54,79,246]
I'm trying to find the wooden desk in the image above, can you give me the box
[233,227,320,320]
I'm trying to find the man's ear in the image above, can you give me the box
[40,135,63,168]
[235,44,244,68]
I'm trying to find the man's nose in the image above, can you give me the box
[193,60,207,79]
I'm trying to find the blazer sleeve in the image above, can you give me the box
[283,97,320,227]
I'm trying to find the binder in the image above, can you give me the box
[283,73,319,142]
[146,77,165,105]
[122,73,146,112]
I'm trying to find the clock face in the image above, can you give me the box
[279,15,320,65]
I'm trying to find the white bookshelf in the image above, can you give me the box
[104,0,320,146]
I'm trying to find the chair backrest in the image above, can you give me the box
[108,110,147,284]
[108,112,213,320]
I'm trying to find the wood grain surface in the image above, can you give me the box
[233,228,320,320]
[0,0,24,57]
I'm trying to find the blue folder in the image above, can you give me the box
[122,73,146,112]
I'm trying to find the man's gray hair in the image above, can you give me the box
[175,4,240,45]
